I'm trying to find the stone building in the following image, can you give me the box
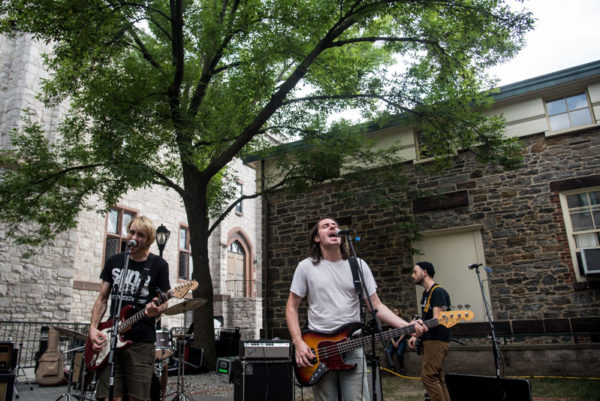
[0,34,263,339]
[254,60,600,376]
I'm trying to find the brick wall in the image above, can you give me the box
[263,128,600,336]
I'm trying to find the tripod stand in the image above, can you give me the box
[56,345,85,401]
[13,341,33,399]
[166,334,196,401]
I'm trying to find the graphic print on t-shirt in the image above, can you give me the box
[110,267,151,306]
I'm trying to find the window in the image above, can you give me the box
[415,130,436,160]
[235,182,243,214]
[561,189,600,278]
[545,93,593,132]
[178,225,191,280]
[105,207,136,262]
[227,240,246,297]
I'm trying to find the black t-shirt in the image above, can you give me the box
[420,284,451,342]
[100,252,170,342]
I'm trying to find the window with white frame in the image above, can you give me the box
[178,225,191,280]
[561,189,600,278]
[545,93,593,132]
[105,207,137,262]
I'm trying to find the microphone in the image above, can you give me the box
[126,239,137,248]
[335,229,356,237]
[468,263,482,269]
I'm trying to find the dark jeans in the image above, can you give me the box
[385,338,406,370]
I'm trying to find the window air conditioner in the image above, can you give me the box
[581,247,600,275]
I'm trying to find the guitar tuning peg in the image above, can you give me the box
[456,305,462,309]
[465,304,471,309]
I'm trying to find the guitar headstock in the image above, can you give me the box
[438,310,474,328]
[172,280,199,299]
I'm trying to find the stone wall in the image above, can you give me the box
[0,34,67,147]
[263,128,600,336]
[0,227,76,321]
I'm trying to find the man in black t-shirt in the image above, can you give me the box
[408,261,452,401]
[89,216,170,401]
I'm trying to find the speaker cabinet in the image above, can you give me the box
[445,373,532,401]
[232,359,294,401]
[0,373,15,401]
[0,343,13,373]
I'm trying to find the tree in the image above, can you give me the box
[0,0,533,367]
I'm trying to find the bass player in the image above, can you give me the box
[285,217,427,401]
[88,215,170,401]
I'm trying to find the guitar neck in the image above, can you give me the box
[339,318,439,354]
[118,289,173,334]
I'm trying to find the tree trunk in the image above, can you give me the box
[183,175,217,370]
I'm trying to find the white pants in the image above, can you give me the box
[313,348,370,401]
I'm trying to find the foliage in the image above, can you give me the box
[0,0,534,366]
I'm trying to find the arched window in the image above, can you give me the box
[227,240,246,297]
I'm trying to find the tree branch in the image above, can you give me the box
[281,93,420,116]
[328,36,445,52]
[128,28,162,70]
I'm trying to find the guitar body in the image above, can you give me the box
[84,305,134,371]
[295,322,363,387]
[84,280,198,372]
[294,309,474,387]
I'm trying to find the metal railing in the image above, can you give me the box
[0,321,88,368]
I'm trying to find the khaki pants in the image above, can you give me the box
[421,340,451,401]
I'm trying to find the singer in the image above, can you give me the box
[88,215,170,401]
[285,217,427,401]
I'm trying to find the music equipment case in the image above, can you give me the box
[445,373,532,401]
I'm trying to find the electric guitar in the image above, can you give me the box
[84,280,198,371]
[294,309,473,386]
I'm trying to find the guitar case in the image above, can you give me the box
[35,327,66,386]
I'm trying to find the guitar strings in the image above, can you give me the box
[314,319,439,359]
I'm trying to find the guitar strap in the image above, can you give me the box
[132,253,156,307]
[348,256,363,298]
[422,284,441,314]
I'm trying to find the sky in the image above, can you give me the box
[488,0,600,86]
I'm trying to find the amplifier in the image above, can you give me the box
[240,340,291,360]
[232,359,294,401]
[0,343,13,373]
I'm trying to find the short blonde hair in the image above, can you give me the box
[127,216,156,247]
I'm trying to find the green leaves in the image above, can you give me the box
[0,0,534,247]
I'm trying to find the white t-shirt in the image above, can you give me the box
[290,257,377,332]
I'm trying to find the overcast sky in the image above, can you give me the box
[488,0,600,86]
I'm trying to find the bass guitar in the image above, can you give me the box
[84,280,198,371]
[294,309,473,386]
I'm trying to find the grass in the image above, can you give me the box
[294,370,600,401]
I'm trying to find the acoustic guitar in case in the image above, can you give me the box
[35,327,66,386]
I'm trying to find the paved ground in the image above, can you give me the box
[11,372,234,401]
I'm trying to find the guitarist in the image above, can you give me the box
[88,215,170,401]
[286,217,427,401]
[408,261,452,401]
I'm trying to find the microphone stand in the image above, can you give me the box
[344,233,386,401]
[472,265,502,380]
[107,246,134,401]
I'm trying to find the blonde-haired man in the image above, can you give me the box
[89,215,170,401]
